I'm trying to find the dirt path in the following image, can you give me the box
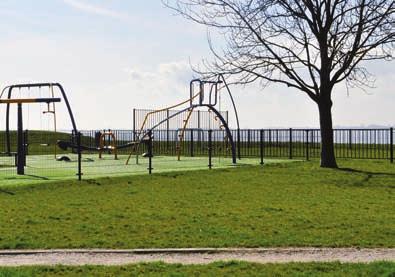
[0,248,394,266]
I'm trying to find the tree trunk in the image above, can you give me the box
[318,99,338,168]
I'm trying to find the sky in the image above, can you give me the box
[0,0,393,130]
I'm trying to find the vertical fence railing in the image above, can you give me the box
[38,128,395,165]
[391,127,394,164]
[77,132,82,181]
[2,128,394,181]
[122,128,394,163]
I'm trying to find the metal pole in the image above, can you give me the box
[237,128,241,160]
[190,129,194,157]
[17,103,24,175]
[77,132,82,181]
[208,129,213,169]
[148,130,153,174]
[197,110,201,152]
[289,128,293,160]
[390,127,394,164]
[166,109,170,154]
[5,87,12,155]
[133,108,136,141]
[260,129,264,165]
[306,129,310,161]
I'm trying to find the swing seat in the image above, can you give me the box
[56,155,71,162]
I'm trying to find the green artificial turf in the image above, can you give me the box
[0,155,292,186]
[0,262,394,277]
[0,159,394,249]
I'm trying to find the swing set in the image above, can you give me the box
[0,83,78,175]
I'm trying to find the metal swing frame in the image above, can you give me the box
[0,83,78,175]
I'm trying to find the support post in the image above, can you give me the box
[166,109,170,153]
[306,129,310,161]
[208,129,213,169]
[133,109,136,141]
[148,130,153,174]
[197,110,201,151]
[77,132,82,181]
[17,103,25,175]
[247,129,251,150]
[390,127,394,164]
[237,128,241,160]
[289,128,293,160]
[260,129,264,165]
[190,129,194,157]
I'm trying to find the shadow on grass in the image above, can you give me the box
[0,188,15,195]
[337,167,395,188]
[338,167,395,177]
[24,174,50,180]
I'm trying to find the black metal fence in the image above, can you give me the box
[1,128,394,182]
[79,128,394,162]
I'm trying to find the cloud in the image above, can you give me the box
[62,0,128,20]
[124,61,193,96]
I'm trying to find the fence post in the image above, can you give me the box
[237,128,241,160]
[208,129,213,169]
[390,127,394,164]
[16,103,25,175]
[190,129,194,157]
[166,109,170,153]
[349,129,352,150]
[306,129,310,161]
[133,108,136,142]
[77,132,82,181]
[148,130,153,174]
[197,110,201,152]
[260,129,264,165]
[289,128,293,160]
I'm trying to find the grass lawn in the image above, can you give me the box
[0,262,394,277]
[0,159,394,249]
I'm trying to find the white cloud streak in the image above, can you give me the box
[62,0,128,20]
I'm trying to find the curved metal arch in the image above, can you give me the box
[203,104,236,164]
[218,74,241,160]
[4,83,78,154]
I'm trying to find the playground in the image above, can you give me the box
[0,75,394,276]
[0,1,394,274]
[0,76,257,183]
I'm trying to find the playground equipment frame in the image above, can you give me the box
[127,75,239,165]
[0,83,79,175]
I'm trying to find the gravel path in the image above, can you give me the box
[0,248,394,266]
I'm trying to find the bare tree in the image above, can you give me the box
[164,0,394,168]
